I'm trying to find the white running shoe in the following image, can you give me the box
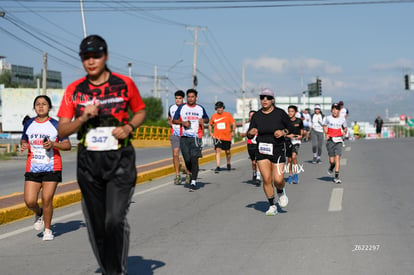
[278,190,289,208]
[33,214,44,231]
[42,228,54,241]
[333,178,342,184]
[265,205,277,216]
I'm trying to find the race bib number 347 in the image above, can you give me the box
[85,127,119,151]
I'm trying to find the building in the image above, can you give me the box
[0,57,62,88]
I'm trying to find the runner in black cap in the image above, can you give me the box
[58,34,146,275]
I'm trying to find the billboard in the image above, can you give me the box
[1,88,65,132]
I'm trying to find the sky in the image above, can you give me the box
[1,0,414,123]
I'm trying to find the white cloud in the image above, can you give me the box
[370,58,414,71]
[244,56,342,74]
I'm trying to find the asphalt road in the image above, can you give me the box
[0,138,413,275]
[0,146,178,196]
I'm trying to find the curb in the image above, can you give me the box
[0,142,247,225]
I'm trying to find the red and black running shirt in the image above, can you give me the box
[57,72,145,144]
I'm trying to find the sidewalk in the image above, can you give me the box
[0,141,247,225]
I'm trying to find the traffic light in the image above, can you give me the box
[316,78,322,96]
[193,75,198,87]
[404,74,410,90]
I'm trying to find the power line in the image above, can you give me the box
[3,0,414,13]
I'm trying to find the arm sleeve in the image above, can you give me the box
[248,114,257,132]
[57,87,75,119]
[209,114,215,126]
[173,105,183,120]
[127,78,146,113]
[202,107,209,120]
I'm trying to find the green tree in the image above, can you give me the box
[142,97,164,123]
[0,71,15,87]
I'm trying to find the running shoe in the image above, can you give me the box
[293,174,299,184]
[214,167,220,173]
[265,205,277,216]
[227,164,231,171]
[33,213,44,231]
[287,175,293,184]
[189,184,196,192]
[255,178,261,187]
[42,228,54,241]
[174,175,181,185]
[185,174,191,184]
[312,157,317,164]
[327,167,334,175]
[316,158,321,164]
[278,189,289,208]
[333,178,342,184]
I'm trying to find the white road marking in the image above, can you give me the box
[345,146,351,152]
[340,158,347,165]
[0,211,82,240]
[328,188,344,212]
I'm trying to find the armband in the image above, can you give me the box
[283,129,289,135]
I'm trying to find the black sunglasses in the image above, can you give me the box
[260,95,274,100]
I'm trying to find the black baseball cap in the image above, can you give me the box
[331,103,341,110]
[79,35,107,56]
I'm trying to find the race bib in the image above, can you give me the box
[291,138,301,145]
[31,148,50,164]
[332,136,343,143]
[85,127,119,151]
[217,122,226,130]
[258,142,273,156]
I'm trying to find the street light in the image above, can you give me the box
[165,59,184,117]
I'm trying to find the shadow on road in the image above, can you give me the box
[317,176,334,182]
[94,256,165,274]
[39,220,86,238]
[246,201,287,214]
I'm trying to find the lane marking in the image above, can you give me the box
[0,157,246,240]
[340,158,347,166]
[345,146,351,152]
[328,188,344,212]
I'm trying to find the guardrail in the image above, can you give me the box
[132,126,170,141]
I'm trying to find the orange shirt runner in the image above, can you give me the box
[209,111,235,141]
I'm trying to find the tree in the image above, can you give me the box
[142,97,167,126]
[0,70,15,87]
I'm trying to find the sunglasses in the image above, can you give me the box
[260,95,274,100]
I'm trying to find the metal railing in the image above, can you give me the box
[132,126,170,141]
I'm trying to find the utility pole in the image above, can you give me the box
[242,65,246,125]
[79,0,87,38]
[186,26,207,89]
[153,65,158,98]
[42,52,47,95]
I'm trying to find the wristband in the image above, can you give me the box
[128,122,135,130]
